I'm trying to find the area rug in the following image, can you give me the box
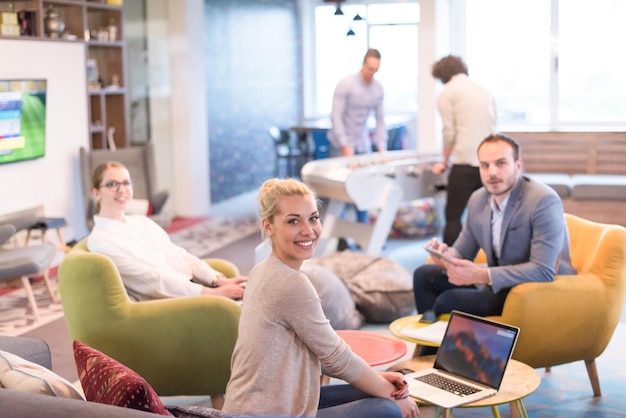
[0,277,63,337]
[168,216,259,259]
[165,216,210,234]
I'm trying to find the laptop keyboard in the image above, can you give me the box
[414,373,481,396]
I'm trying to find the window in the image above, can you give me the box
[313,2,419,117]
[465,0,626,128]
[559,0,626,124]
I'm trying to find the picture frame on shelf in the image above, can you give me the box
[86,59,100,90]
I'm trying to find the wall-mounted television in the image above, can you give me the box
[0,79,47,165]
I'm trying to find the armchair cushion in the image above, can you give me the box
[0,207,38,235]
[73,341,169,415]
[0,350,84,400]
[0,336,52,370]
[0,224,16,246]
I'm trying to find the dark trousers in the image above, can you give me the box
[413,264,510,316]
[443,164,483,245]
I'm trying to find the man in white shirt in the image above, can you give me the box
[431,55,497,245]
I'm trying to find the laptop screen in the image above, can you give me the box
[433,311,519,390]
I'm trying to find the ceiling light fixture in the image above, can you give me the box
[346,28,355,36]
[334,5,344,15]
[353,13,363,21]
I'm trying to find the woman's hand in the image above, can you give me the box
[351,368,419,416]
[397,396,419,417]
[201,282,245,300]
[378,371,419,416]
[378,371,409,400]
[216,275,247,287]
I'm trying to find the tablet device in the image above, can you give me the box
[423,245,453,261]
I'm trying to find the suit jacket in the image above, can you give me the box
[454,176,577,293]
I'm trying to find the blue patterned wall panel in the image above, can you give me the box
[205,0,303,203]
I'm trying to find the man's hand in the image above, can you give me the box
[431,161,448,175]
[424,238,452,267]
[445,259,490,286]
[342,145,354,157]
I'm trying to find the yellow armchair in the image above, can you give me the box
[58,239,242,400]
[488,213,626,396]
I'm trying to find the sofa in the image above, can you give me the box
[0,336,248,417]
[0,336,164,417]
[0,388,166,418]
[509,131,626,226]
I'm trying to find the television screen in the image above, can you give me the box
[0,79,47,165]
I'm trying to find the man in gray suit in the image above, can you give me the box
[414,133,577,317]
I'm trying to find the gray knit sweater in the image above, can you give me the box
[223,255,366,417]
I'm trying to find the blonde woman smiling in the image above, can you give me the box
[223,178,418,418]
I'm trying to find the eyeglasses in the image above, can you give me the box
[101,181,134,191]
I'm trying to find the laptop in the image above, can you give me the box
[405,310,520,409]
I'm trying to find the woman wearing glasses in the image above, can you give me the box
[87,161,247,301]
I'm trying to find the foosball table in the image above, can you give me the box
[301,150,443,256]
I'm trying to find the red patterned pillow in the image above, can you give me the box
[73,340,169,415]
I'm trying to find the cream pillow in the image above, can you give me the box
[308,251,416,323]
[301,263,364,330]
[0,350,84,400]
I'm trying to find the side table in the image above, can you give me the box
[25,217,69,251]
[337,330,407,366]
[389,355,540,418]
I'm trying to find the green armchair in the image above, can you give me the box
[58,239,241,401]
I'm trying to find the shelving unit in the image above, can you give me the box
[0,0,128,150]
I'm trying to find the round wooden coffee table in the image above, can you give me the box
[390,313,450,356]
[389,355,540,418]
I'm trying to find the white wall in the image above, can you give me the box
[145,0,210,218]
[0,40,90,242]
[166,0,210,216]
[417,0,451,154]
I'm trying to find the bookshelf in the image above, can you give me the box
[0,0,128,149]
